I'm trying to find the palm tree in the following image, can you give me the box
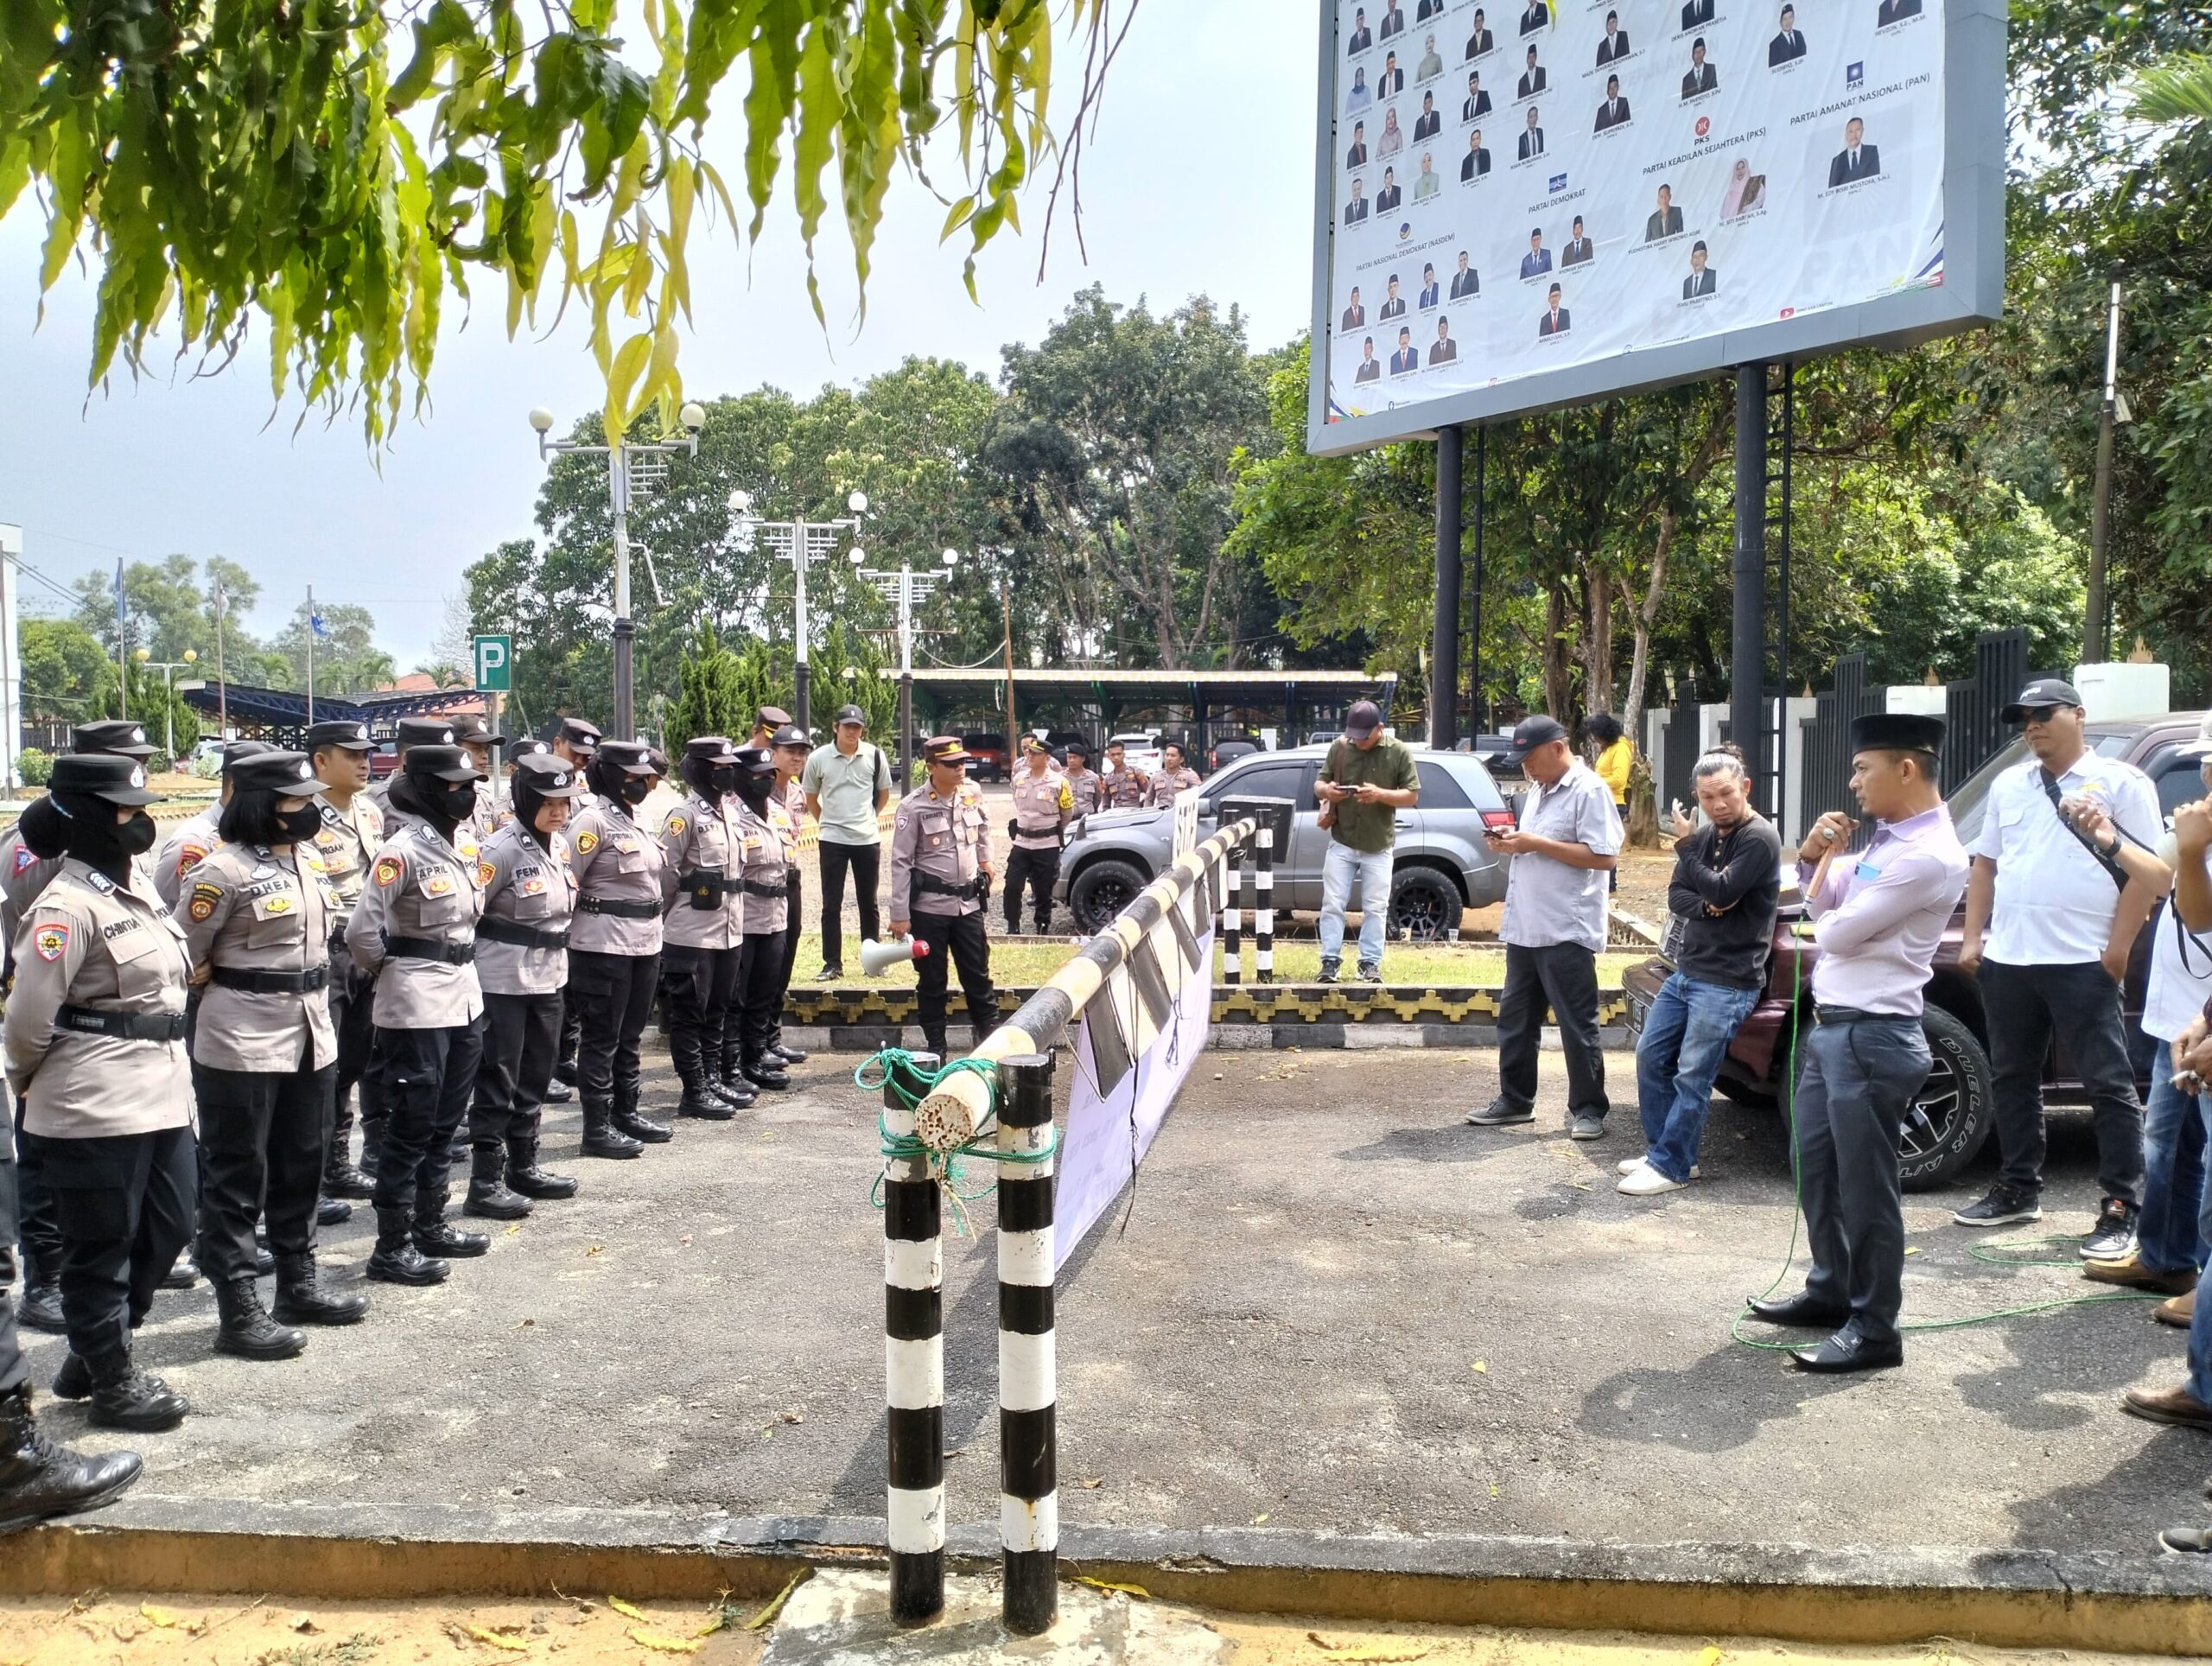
[2131,53,2212,124]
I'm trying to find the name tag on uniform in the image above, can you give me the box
[1853,860,1884,881]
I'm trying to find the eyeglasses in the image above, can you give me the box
[2017,706,2064,727]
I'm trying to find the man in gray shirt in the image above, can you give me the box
[800,704,895,980]
[1468,715,1623,1139]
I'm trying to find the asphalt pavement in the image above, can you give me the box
[19,1043,2208,1559]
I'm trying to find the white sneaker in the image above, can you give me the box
[1616,1154,1698,1179]
[1618,1164,1689,1197]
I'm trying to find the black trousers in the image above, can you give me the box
[192,1052,334,1282]
[1982,957,2146,1205]
[1794,1014,1929,1345]
[372,1018,486,1211]
[1003,845,1061,933]
[1495,940,1609,1121]
[556,973,583,1075]
[734,931,787,1067]
[20,1127,195,1361]
[11,1104,63,1281]
[775,869,802,1030]
[327,939,378,1159]
[662,945,743,1085]
[474,991,564,1152]
[817,841,880,971]
[0,1084,16,1270]
[0,1257,22,1392]
[571,950,659,1106]
[912,909,998,1052]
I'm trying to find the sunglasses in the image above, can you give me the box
[2017,705,2067,727]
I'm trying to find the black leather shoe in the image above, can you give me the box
[86,1350,188,1433]
[413,1221,491,1259]
[612,1109,674,1144]
[50,1354,91,1401]
[1745,1292,1852,1328]
[366,1242,449,1285]
[714,1073,758,1109]
[17,1275,66,1332]
[1789,1331,1904,1374]
[251,1245,276,1278]
[505,1157,579,1200]
[770,1040,810,1066]
[160,1252,200,1293]
[543,1076,575,1104]
[742,1059,791,1092]
[213,1276,308,1361]
[0,1383,143,1534]
[677,1084,736,1121]
[271,1256,370,1326]
[463,1180,532,1221]
[323,1158,376,1200]
[316,1196,354,1227]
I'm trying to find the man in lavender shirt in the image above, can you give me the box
[1744,713,1968,1374]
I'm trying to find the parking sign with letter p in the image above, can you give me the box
[472,633,512,692]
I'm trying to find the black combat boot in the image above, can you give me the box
[323,1129,376,1200]
[251,1225,276,1277]
[580,1097,642,1160]
[611,1091,673,1144]
[462,1145,532,1220]
[768,1028,809,1066]
[741,1054,791,1092]
[160,1250,201,1291]
[85,1347,188,1433]
[356,1115,385,1181]
[16,1267,65,1333]
[365,1205,448,1286]
[272,1254,370,1326]
[213,1275,308,1361]
[542,1075,575,1104]
[413,1189,490,1259]
[50,1354,90,1400]
[677,1078,735,1120]
[710,1071,757,1110]
[315,1196,353,1226]
[505,1137,578,1199]
[0,1383,143,1532]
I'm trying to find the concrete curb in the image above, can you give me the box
[9,1500,2212,1653]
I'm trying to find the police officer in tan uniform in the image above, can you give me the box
[568,741,669,1153]
[548,716,602,1095]
[346,744,489,1286]
[728,747,795,1091]
[1062,740,1102,817]
[1098,740,1151,810]
[888,737,1000,1059]
[467,754,586,1211]
[658,737,753,1119]
[1004,738,1073,934]
[6,755,194,1432]
[449,715,506,845]
[364,717,461,816]
[767,724,813,1069]
[306,719,383,1202]
[177,750,368,1358]
[152,741,273,908]
[1146,741,1202,807]
[2,720,162,1338]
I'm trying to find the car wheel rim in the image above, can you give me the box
[1393,893,1444,942]
[1900,1047,1963,1162]
[1089,879,1135,925]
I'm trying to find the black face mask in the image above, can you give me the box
[443,784,480,823]
[618,776,652,807]
[118,811,159,856]
[709,766,741,797]
[735,773,774,814]
[276,804,323,843]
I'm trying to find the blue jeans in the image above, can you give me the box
[2138,1061,2209,1276]
[2184,1082,2212,1402]
[1319,840,1392,966]
[1635,973,1758,1183]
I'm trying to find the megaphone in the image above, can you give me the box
[860,937,928,976]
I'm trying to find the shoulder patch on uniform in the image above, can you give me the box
[188,887,219,922]
[12,844,35,874]
[478,860,497,887]
[176,843,208,876]
[33,923,68,960]
[374,855,404,887]
[665,814,687,836]
[576,829,600,854]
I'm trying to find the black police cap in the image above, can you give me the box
[70,720,156,761]
[222,740,274,773]
[230,750,322,795]
[395,717,458,750]
[403,743,484,784]
[450,714,507,746]
[684,735,741,764]
[305,720,373,752]
[597,741,655,775]
[734,745,778,779]
[556,716,602,752]
[513,754,582,798]
[51,753,160,805]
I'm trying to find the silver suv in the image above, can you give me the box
[1053,744,1516,936]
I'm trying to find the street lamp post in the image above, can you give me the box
[133,647,200,762]
[861,550,958,785]
[531,402,708,741]
[728,489,869,733]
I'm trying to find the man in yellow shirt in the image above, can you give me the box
[1587,714,1633,893]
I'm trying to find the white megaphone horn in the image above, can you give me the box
[860,937,928,976]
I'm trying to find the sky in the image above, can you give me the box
[0,2,1319,671]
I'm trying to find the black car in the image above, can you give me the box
[1207,734,1265,773]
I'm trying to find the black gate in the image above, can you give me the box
[1942,628,2028,791]
[1798,653,1878,841]
[1661,680,1705,816]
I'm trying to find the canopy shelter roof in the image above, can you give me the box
[181,683,486,751]
[886,667,1399,751]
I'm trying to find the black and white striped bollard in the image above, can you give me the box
[1220,840,1242,985]
[995,1052,1058,1634]
[1254,823,1275,984]
[882,1052,944,1625]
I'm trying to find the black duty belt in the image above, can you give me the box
[1815,1006,1905,1026]
[913,873,986,900]
[212,965,330,994]
[1015,822,1062,840]
[477,917,571,951]
[578,897,660,919]
[384,936,476,964]
[741,879,789,900]
[54,1005,187,1042]
[676,870,737,895]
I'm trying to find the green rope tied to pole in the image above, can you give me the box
[855,1047,1059,1234]
[1731,923,2160,1351]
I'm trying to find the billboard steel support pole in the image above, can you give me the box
[1470,428,1485,735]
[1431,425,1463,751]
[1732,364,1769,793]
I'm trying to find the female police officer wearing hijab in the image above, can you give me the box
[177,750,369,1360]
[346,744,489,1286]
[466,753,585,1214]
[566,741,669,1154]
[5,755,194,1431]
[658,736,753,1120]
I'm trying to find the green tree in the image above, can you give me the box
[2,1,1122,447]
[92,659,200,761]
[18,618,112,726]
[269,602,399,696]
[664,622,752,755]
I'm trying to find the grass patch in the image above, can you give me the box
[785,931,1643,989]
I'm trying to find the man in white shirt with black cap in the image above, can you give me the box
[1955,677,2162,1258]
